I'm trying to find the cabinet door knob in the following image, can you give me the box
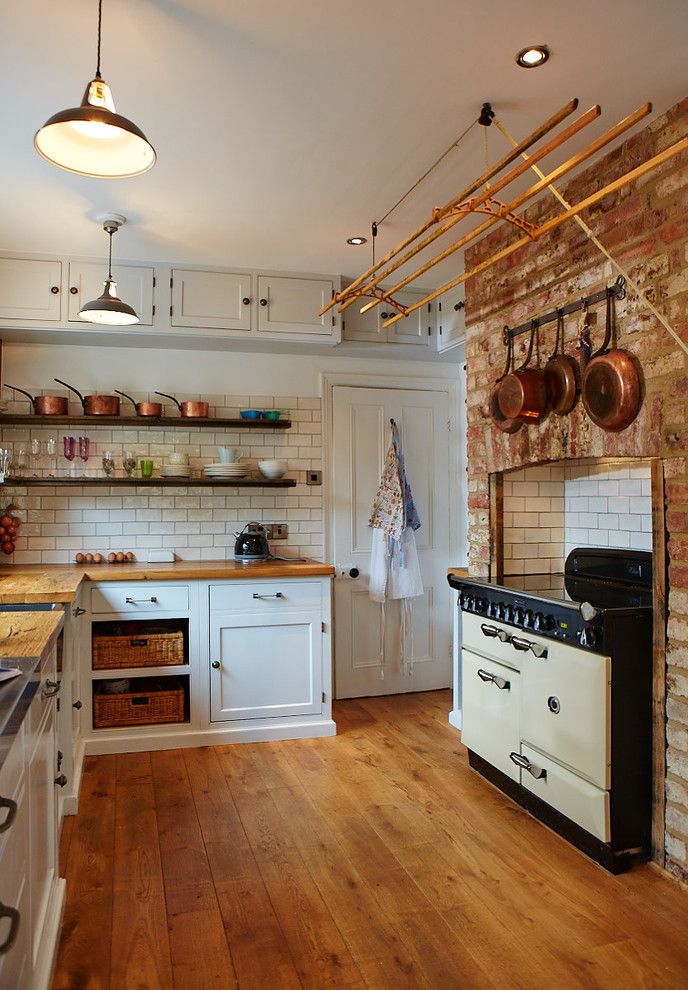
[0,904,19,955]
[70,286,78,295]
[72,699,83,710]
[0,797,17,833]
[380,312,388,319]
[50,286,60,294]
[242,297,251,305]
[259,298,268,307]
[54,773,68,788]
[348,567,360,579]
[211,660,221,669]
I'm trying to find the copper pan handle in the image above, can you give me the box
[54,378,85,406]
[114,390,137,409]
[154,392,183,412]
[516,324,536,371]
[589,291,614,360]
[6,385,37,408]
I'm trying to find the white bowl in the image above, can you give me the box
[258,459,287,480]
[167,452,189,465]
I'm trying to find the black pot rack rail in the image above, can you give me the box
[502,275,626,343]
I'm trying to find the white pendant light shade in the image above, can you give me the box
[78,277,139,325]
[33,2,155,178]
[78,217,140,326]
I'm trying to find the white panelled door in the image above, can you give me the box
[332,385,452,698]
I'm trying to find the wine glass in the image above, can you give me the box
[78,437,90,477]
[46,437,57,477]
[30,438,40,476]
[102,450,115,477]
[122,451,136,478]
[63,436,75,477]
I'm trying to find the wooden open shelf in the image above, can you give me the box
[6,476,296,488]
[0,414,291,429]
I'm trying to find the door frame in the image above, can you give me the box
[321,372,465,695]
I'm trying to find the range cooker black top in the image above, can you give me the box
[447,548,653,652]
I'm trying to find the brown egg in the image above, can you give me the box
[108,552,117,563]
[116,552,125,563]
[75,553,85,564]
[85,553,94,563]
[125,551,135,561]
[94,553,103,563]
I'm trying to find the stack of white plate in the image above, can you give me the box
[160,464,192,478]
[203,462,248,479]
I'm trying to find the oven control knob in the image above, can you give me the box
[534,612,554,632]
[513,606,524,625]
[523,609,534,628]
[579,626,597,648]
[462,594,474,611]
[475,597,488,614]
[498,602,508,621]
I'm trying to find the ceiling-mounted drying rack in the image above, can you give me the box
[503,275,626,342]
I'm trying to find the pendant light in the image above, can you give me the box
[34,0,156,178]
[79,216,139,325]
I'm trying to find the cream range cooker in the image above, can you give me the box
[448,548,653,873]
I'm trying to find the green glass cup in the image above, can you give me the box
[140,459,154,478]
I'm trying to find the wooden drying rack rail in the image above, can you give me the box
[323,98,688,329]
[503,275,627,342]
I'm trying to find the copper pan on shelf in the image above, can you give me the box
[6,386,68,416]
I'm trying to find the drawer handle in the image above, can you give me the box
[0,903,19,955]
[481,622,511,644]
[54,773,68,788]
[125,597,159,605]
[41,678,60,699]
[72,606,86,617]
[0,797,17,833]
[477,668,510,691]
[509,752,547,780]
[252,592,284,599]
[131,697,149,706]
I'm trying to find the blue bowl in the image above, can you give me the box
[240,409,263,420]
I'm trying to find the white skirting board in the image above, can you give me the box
[33,878,66,990]
[448,709,462,731]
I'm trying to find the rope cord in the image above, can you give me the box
[493,116,688,359]
[483,125,491,192]
[96,0,103,77]
[377,119,478,226]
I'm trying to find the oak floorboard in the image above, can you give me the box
[54,690,688,990]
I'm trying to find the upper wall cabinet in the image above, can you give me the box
[170,269,252,331]
[256,276,336,338]
[67,262,155,326]
[342,287,432,348]
[436,284,465,353]
[0,257,62,322]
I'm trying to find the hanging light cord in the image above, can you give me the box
[106,226,113,279]
[95,0,103,78]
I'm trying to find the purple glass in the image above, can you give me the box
[78,436,90,477]
[63,436,75,462]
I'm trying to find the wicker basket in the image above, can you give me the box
[93,685,185,729]
[92,630,184,670]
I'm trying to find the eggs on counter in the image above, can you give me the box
[75,551,136,564]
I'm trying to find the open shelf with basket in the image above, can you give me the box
[93,674,189,730]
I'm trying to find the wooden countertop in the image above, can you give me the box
[0,610,64,662]
[0,559,335,604]
[447,567,469,579]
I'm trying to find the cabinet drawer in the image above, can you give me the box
[461,647,520,782]
[0,783,27,898]
[462,612,523,671]
[91,584,189,614]
[210,581,321,612]
[518,745,610,842]
[0,726,24,809]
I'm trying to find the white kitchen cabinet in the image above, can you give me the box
[342,287,432,347]
[256,275,338,339]
[27,703,57,971]
[210,609,323,721]
[0,257,62,322]
[436,284,465,352]
[170,268,252,330]
[461,646,520,782]
[67,261,155,325]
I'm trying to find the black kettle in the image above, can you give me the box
[234,522,270,561]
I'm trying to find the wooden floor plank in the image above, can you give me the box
[54,690,688,990]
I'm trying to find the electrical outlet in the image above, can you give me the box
[307,470,322,486]
[264,523,288,540]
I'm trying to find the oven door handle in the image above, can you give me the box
[510,635,533,652]
[477,668,510,690]
[480,623,511,644]
[509,752,547,780]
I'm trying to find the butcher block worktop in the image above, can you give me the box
[447,567,469,580]
[0,559,335,604]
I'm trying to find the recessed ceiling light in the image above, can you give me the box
[347,236,367,246]
[516,45,549,68]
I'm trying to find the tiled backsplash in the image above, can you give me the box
[502,459,652,575]
[0,391,323,564]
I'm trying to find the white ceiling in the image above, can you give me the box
[2,0,688,286]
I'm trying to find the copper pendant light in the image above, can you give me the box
[34,0,156,178]
[79,216,139,326]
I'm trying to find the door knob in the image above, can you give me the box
[348,567,360,578]
[72,700,82,710]
[211,660,221,669]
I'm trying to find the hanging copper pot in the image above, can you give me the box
[582,292,641,432]
[497,324,549,423]
[544,309,579,415]
[488,333,522,434]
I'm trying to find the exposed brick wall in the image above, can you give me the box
[463,97,688,879]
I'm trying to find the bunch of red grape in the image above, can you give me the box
[0,511,21,556]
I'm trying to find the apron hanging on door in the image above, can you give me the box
[368,419,423,677]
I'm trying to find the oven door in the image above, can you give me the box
[462,647,520,782]
[521,639,611,790]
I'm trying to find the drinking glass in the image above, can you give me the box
[30,438,40,476]
[122,451,137,478]
[78,436,90,476]
[63,436,75,477]
[102,450,115,477]
[46,437,57,477]
[15,446,27,474]
[140,459,154,479]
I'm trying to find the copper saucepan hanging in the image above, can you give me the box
[582,291,641,432]
[488,333,522,434]
[6,385,68,416]
[544,309,579,416]
[115,390,163,418]
[54,379,121,416]
[498,323,549,423]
